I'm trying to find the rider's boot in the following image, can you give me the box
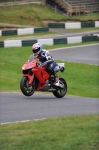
[54,74,59,86]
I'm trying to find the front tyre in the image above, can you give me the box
[52,78,67,98]
[20,76,35,96]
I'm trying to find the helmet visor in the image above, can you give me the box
[33,47,40,53]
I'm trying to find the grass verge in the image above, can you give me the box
[0,114,99,150]
[0,42,99,98]
[0,4,99,27]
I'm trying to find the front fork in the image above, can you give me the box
[23,74,34,84]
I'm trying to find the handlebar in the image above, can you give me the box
[40,60,54,66]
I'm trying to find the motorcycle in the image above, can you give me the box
[20,55,67,98]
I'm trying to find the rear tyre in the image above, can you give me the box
[20,76,35,96]
[52,78,67,98]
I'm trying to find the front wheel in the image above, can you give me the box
[20,76,35,96]
[52,78,67,98]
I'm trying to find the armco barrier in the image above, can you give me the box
[0,41,4,47]
[81,22,95,28]
[38,38,53,45]
[67,36,82,44]
[22,39,37,46]
[48,23,65,28]
[54,38,67,44]
[82,35,98,42]
[0,35,98,48]
[2,30,17,36]
[0,27,49,36]
[65,22,81,29]
[0,21,99,37]
[48,21,99,28]
[34,27,49,33]
[17,28,34,35]
[95,21,99,27]
[4,39,21,47]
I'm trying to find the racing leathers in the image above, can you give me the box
[34,49,58,73]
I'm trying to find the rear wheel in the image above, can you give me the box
[52,78,67,98]
[20,76,35,96]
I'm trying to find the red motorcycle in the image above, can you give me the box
[20,55,67,98]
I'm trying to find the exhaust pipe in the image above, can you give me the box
[39,84,56,92]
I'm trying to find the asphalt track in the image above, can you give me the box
[20,30,99,40]
[0,44,99,124]
[51,44,99,65]
[0,93,99,124]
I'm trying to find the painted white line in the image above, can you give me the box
[44,31,99,39]
[63,60,99,66]
[0,91,21,94]
[50,43,99,51]
[0,120,30,125]
[0,118,46,125]
[57,31,99,37]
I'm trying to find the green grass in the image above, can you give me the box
[0,114,99,150]
[0,42,99,98]
[0,4,99,27]
[58,61,99,98]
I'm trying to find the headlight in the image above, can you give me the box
[22,65,33,70]
[22,66,25,70]
[26,65,33,69]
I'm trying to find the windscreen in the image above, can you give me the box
[28,55,34,62]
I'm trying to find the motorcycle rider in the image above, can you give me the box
[32,42,63,85]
